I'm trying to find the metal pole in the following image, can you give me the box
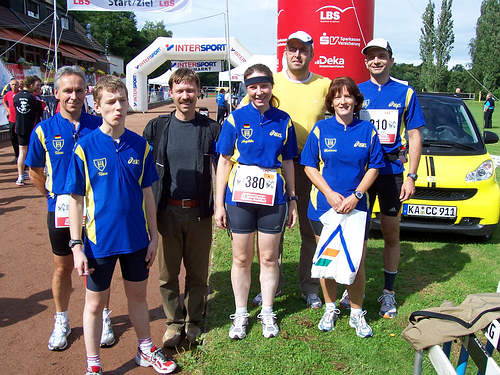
[53,0,58,71]
[225,0,232,113]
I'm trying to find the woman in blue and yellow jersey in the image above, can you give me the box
[301,77,384,338]
[215,64,298,340]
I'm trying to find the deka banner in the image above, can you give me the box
[277,0,374,82]
[67,0,190,12]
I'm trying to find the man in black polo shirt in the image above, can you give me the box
[14,75,42,186]
[143,68,219,347]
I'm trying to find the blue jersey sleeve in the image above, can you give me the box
[25,125,46,167]
[141,144,159,188]
[282,119,299,161]
[405,90,425,131]
[64,144,86,196]
[300,124,320,167]
[368,126,385,169]
[216,114,237,156]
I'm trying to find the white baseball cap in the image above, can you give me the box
[287,31,313,45]
[362,38,393,56]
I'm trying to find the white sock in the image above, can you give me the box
[325,302,337,310]
[102,308,111,318]
[261,305,273,314]
[235,307,247,315]
[56,311,69,322]
[351,308,362,317]
[138,337,153,353]
[87,354,101,370]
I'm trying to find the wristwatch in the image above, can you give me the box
[407,173,418,181]
[288,196,298,202]
[68,239,83,249]
[354,191,364,200]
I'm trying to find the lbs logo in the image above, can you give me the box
[71,0,90,4]
[315,6,354,23]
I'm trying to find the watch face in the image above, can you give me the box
[355,191,363,199]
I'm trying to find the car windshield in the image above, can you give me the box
[418,96,480,145]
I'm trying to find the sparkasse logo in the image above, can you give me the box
[315,5,354,23]
[315,55,345,68]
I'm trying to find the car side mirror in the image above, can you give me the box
[483,131,499,144]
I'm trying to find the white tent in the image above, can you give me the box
[218,54,277,83]
[148,68,177,86]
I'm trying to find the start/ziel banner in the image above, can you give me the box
[67,0,191,12]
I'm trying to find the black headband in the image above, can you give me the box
[244,75,273,87]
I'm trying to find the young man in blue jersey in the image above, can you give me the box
[66,76,176,375]
[349,39,424,319]
[26,66,115,351]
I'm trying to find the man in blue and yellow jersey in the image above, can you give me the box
[245,31,331,309]
[65,75,176,375]
[352,38,424,319]
[25,66,115,352]
[143,68,220,348]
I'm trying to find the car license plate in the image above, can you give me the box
[403,204,457,218]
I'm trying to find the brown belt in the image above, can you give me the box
[167,198,199,208]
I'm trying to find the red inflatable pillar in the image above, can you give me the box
[277,0,374,83]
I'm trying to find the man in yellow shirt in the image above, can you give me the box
[247,31,331,308]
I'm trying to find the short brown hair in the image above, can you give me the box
[93,75,128,104]
[168,68,200,90]
[23,75,38,90]
[325,76,364,114]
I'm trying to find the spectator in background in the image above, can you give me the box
[484,92,495,129]
[216,88,227,125]
[2,78,20,162]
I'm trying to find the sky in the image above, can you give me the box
[136,0,481,68]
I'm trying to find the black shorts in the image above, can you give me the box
[47,211,72,256]
[368,173,403,217]
[85,248,149,292]
[226,203,288,234]
[17,132,31,146]
[309,217,370,240]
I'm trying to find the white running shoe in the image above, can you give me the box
[85,366,103,375]
[349,311,373,338]
[15,176,24,186]
[317,308,340,332]
[228,312,249,340]
[257,312,279,338]
[378,291,397,319]
[301,293,322,309]
[135,345,177,374]
[48,314,71,350]
[100,309,115,347]
[22,171,30,180]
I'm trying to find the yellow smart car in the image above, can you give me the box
[371,93,500,240]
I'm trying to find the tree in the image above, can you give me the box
[469,0,500,95]
[435,0,454,91]
[140,21,172,44]
[419,0,436,91]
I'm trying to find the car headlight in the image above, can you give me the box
[465,160,494,182]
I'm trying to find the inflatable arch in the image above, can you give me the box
[126,37,252,112]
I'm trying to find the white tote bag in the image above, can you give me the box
[311,208,367,285]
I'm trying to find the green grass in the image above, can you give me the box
[171,225,500,374]
[465,100,500,156]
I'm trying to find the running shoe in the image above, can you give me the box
[100,309,115,347]
[339,289,351,309]
[317,308,340,332]
[252,289,282,307]
[48,314,71,351]
[378,290,397,319]
[85,366,103,375]
[301,293,322,309]
[23,171,30,180]
[349,311,373,338]
[15,176,24,186]
[228,312,249,340]
[257,312,279,338]
[135,346,177,374]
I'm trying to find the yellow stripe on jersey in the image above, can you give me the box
[75,145,96,245]
[226,114,241,163]
[35,126,53,193]
[400,87,414,147]
[310,126,322,210]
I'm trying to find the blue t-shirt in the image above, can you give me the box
[65,128,159,259]
[301,117,384,221]
[216,103,298,206]
[358,78,425,175]
[25,111,102,211]
[216,93,226,107]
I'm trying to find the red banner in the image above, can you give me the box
[277,0,374,83]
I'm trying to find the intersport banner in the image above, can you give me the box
[67,0,190,12]
[171,61,222,73]
[277,0,374,83]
